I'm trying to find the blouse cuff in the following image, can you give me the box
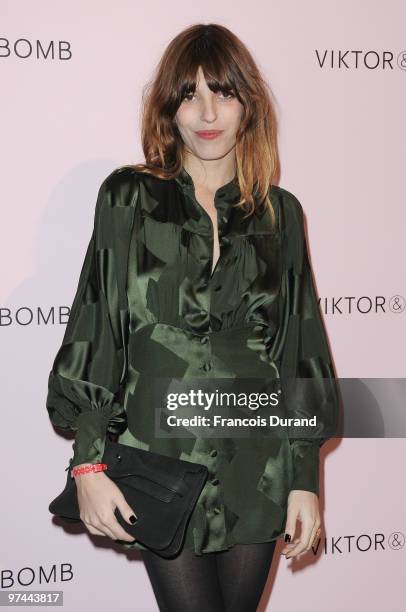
[289,439,320,496]
[70,410,111,467]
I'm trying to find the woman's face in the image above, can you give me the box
[174,66,244,162]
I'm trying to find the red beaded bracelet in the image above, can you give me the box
[71,463,108,478]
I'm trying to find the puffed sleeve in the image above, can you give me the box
[46,172,129,468]
[280,192,339,496]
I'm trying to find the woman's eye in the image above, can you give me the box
[218,90,235,99]
[183,92,196,101]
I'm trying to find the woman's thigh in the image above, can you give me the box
[215,541,277,611]
[140,547,226,612]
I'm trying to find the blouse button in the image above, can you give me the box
[211,478,220,485]
[210,449,218,457]
[116,454,122,462]
[202,362,212,372]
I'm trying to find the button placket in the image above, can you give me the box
[197,332,211,372]
[202,440,224,534]
[175,166,239,341]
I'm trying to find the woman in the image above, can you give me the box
[46,23,338,611]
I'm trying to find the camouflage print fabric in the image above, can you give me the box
[46,165,338,555]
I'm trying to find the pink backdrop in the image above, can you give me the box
[1,1,405,610]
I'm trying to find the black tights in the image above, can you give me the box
[140,541,277,612]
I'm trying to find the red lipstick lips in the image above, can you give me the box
[195,130,224,140]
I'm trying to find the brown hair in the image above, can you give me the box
[132,23,280,223]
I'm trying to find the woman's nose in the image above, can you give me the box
[200,96,217,122]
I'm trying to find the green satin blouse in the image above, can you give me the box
[46,165,338,555]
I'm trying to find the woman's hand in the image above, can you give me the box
[74,465,138,543]
[281,490,321,560]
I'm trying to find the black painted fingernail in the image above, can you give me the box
[129,514,137,524]
[115,538,137,545]
[284,533,291,542]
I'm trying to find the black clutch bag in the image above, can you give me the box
[48,438,209,558]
